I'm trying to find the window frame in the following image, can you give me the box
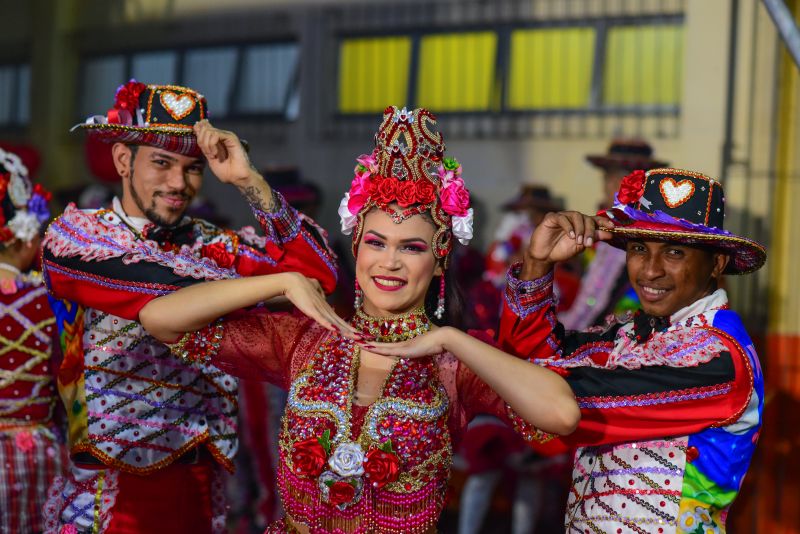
[333,13,684,118]
[76,38,301,123]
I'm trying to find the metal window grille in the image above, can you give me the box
[326,0,686,140]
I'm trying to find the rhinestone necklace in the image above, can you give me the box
[351,306,431,343]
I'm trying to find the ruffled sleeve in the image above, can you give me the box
[168,308,329,389]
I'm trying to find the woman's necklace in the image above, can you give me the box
[351,306,432,343]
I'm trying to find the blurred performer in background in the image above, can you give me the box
[40,81,337,534]
[0,146,66,533]
[458,184,576,534]
[559,139,667,330]
[500,168,766,533]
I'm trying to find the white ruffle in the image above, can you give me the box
[338,193,358,235]
[7,211,41,243]
[451,207,474,245]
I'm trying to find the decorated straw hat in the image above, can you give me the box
[602,168,766,274]
[337,106,473,268]
[0,146,51,245]
[73,80,207,157]
[502,184,564,212]
[587,138,668,172]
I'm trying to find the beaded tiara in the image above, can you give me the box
[337,106,473,267]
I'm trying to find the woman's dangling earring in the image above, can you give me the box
[434,275,446,320]
[354,280,363,310]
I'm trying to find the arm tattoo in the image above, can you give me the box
[242,184,276,212]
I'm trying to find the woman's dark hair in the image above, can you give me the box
[424,255,465,329]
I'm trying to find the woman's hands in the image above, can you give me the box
[522,211,614,279]
[361,326,449,358]
[279,273,360,339]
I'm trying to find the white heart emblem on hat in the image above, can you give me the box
[659,177,695,208]
[159,91,196,121]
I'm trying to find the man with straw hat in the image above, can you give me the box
[40,80,337,533]
[499,168,765,533]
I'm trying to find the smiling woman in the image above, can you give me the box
[138,106,579,534]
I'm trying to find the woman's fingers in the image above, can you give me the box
[359,340,409,357]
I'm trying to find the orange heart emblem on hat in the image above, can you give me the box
[159,91,196,121]
[659,177,695,208]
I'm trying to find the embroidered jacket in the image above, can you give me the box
[41,194,337,474]
[0,272,66,533]
[498,267,762,534]
[182,309,525,534]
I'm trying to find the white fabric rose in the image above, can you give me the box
[328,442,365,477]
[7,212,40,243]
[451,207,474,245]
[338,193,358,235]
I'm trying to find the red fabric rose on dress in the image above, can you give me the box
[328,480,357,506]
[415,179,436,205]
[15,430,35,452]
[617,170,647,205]
[291,438,328,477]
[395,181,418,207]
[201,242,235,269]
[114,81,147,112]
[363,448,400,489]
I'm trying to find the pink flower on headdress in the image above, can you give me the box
[355,153,378,175]
[438,160,470,217]
[346,171,372,215]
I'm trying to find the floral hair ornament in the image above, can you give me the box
[0,146,51,244]
[338,106,474,268]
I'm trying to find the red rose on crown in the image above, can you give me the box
[114,80,147,112]
[395,181,418,207]
[291,437,328,478]
[415,180,437,205]
[617,170,647,205]
[371,176,398,206]
[363,448,401,489]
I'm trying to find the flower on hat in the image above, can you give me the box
[616,169,647,205]
[114,80,147,113]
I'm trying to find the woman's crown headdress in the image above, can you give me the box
[338,106,473,267]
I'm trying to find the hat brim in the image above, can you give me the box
[604,222,766,275]
[79,123,201,157]
[587,154,669,171]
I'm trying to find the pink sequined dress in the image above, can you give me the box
[201,308,521,534]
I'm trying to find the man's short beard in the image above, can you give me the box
[128,167,188,228]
